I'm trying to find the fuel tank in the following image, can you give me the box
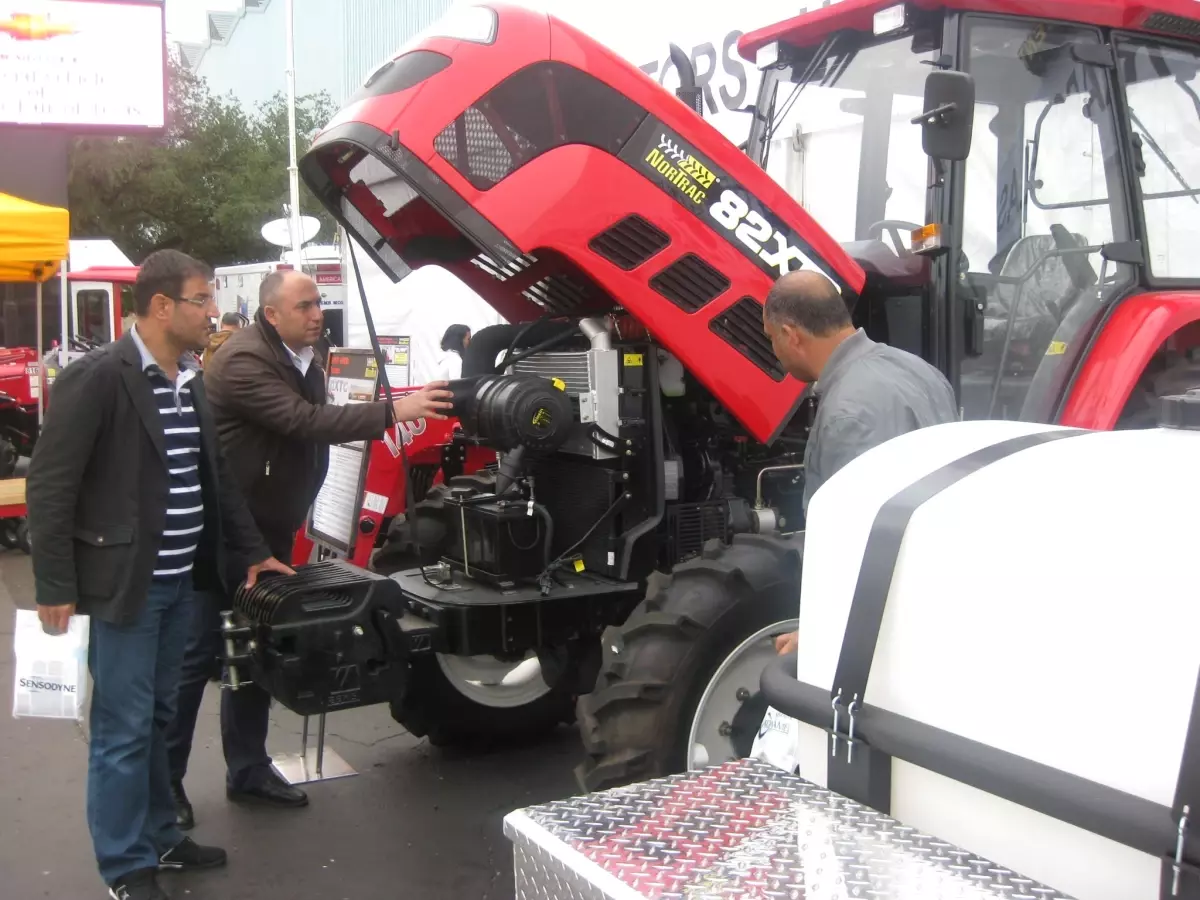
[762,410,1200,900]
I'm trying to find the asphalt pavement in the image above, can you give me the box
[0,548,583,900]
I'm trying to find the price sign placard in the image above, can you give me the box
[377,335,411,388]
[307,347,380,554]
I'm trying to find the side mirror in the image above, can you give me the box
[913,69,975,161]
[669,43,704,117]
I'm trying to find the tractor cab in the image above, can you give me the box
[742,0,1200,424]
[67,266,138,345]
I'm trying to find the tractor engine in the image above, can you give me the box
[394,315,809,594]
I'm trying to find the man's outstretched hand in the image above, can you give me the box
[245,556,296,587]
[393,382,455,422]
[775,631,798,655]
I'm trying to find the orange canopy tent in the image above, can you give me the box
[0,191,68,282]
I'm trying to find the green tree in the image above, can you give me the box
[68,56,339,267]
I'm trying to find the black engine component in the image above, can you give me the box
[441,493,553,587]
[446,372,576,494]
[227,560,433,716]
[447,373,574,453]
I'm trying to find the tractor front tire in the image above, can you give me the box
[575,533,801,793]
[370,466,581,748]
[388,651,581,748]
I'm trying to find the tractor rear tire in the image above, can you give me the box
[574,533,802,793]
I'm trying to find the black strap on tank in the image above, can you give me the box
[831,427,1090,713]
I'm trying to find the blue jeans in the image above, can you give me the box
[87,576,193,885]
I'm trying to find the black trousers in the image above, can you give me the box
[164,589,274,791]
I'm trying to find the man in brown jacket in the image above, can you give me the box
[164,269,453,827]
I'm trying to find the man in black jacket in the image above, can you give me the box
[165,268,452,828]
[27,249,294,900]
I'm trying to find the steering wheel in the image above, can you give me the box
[68,336,103,355]
[866,220,923,257]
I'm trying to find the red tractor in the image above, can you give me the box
[222,0,1200,793]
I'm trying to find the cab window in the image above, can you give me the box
[957,18,1134,422]
[76,289,112,344]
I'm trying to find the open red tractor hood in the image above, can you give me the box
[299,2,865,444]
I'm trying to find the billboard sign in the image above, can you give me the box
[0,0,166,131]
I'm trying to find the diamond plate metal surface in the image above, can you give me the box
[504,758,1074,900]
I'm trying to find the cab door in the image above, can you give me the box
[949,15,1136,422]
[70,281,115,345]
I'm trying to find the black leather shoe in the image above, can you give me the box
[226,769,309,809]
[158,837,227,872]
[109,867,169,899]
[171,782,194,831]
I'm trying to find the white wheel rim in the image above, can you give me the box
[686,618,797,770]
[435,651,553,709]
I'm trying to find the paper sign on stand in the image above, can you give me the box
[306,347,378,555]
[377,335,411,388]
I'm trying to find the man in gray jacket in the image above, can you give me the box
[764,270,958,653]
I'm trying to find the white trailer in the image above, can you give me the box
[215,244,348,342]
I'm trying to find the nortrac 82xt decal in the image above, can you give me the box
[618,116,847,293]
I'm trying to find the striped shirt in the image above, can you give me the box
[130,326,205,579]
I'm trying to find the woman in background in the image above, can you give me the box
[437,324,471,380]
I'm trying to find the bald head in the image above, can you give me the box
[763,270,855,383]
[259,268,312,309]
[763,270,849,337]
[260,268,325,349]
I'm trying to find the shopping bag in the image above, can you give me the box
[749,705,801,775]
[11,608,89,721]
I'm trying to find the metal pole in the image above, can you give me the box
[284,0,303,265]
[58,261,68,369]
[35,279,43,426]
[315,712,326,778]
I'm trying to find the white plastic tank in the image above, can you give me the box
[767,410,1200,900]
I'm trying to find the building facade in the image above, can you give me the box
[176,0,455,109]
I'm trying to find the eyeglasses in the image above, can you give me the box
[168,293,217,309]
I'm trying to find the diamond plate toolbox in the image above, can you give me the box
[502,758,1074,899]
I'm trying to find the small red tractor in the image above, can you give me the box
[214,0,1200,793]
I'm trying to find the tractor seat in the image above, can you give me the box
[986,232,1090,323]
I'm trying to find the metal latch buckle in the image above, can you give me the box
[829,688,860,764]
